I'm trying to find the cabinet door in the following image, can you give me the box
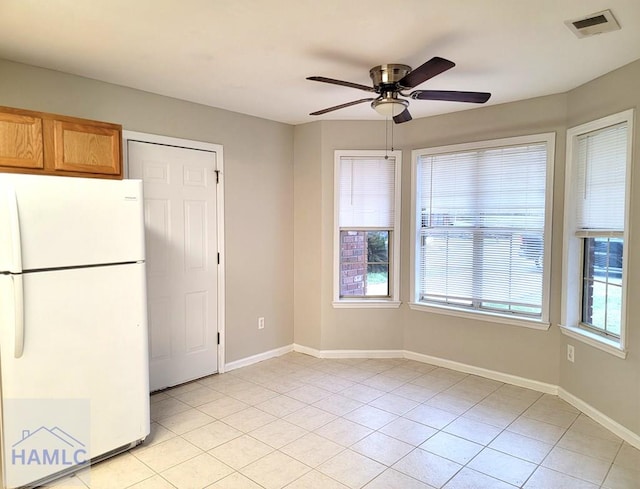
[0,111,44,169]
[52,120,121,176]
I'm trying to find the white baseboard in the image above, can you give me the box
[224,344,293,372]
[293,346,556,394]
[293,344,403,359]
[226,343,639,450]
[292,343,321,358]
[404,350,558,395]
[323,349,405,359]
[558,388,640,450]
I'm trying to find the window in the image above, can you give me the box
[334,150,401,307]
[410,134,555,327]
[561,110,633,357]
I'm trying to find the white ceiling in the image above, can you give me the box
[1,0,639,125]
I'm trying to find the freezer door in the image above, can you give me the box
[0,174,145,270]
[0,263,150,488]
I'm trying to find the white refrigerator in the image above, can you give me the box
[0,174,150,488]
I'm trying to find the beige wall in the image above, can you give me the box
[319,121,408,351]
[293,123,323,349]
[294,98,567,373]
[561,60,640,433]
[401,96,567,385]
[293,60,640,436]
[0,58,295,364]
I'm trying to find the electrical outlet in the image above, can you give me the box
[567,344,575,363]
[258,317,265,330]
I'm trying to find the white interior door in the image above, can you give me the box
[128,141,218,390]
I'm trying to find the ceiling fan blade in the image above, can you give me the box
[397,57,455,89]
[393,109,412,124]
[307,76,375,92]
[410,90,491,103]
[309,98,376,116]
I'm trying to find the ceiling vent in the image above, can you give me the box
[565,10,621,38]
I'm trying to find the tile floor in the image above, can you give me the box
[47,353,640,489]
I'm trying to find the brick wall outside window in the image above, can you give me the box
[340,231,366,296]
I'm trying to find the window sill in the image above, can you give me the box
[333,300,402,309]
[408,302,550,330]
[559,324,626,359]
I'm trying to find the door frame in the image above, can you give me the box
[122,131,226,375]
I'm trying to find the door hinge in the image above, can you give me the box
[217,332,220,345]
[215,170,220,184]
[217,252,220,264]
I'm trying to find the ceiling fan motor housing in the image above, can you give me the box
[369,64,412,90]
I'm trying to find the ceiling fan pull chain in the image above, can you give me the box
[385,117,390,159]
[391,117,395,152]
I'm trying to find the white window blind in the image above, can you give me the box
[416,142,548,317]
[339,157,396,228]
[575,122,628,232]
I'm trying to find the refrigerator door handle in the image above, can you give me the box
[11,274,25,358]
[3,184,24,273]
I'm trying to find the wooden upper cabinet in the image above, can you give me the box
[0,111,44,169]
[0,106,122,179]
[53,120,121,175]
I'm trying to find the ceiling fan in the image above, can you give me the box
[307,56,491,123]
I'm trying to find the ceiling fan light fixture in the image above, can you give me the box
[372,97,408,117]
